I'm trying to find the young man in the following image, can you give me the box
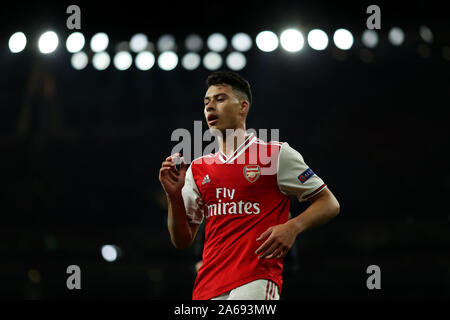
[159,71,340,300]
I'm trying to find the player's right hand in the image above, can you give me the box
[159,153,187,197]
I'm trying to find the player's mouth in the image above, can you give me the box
[207,114,219,126]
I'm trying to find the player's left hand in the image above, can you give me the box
[255,222,298,259]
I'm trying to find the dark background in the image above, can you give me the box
[0,0,449,299]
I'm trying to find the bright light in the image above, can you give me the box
[419,26,433,43]
[66,32,85,53]
[158,51,178,71]
[181,52,201,70]
[90,32,109,52]
[38,31,59,54]
[207,33,227,52]
[280,29,304,52]
[231,33,252,52]
[129,33,148,52]
[71,52,88,70]
[333,29,354,50]
[203,52,222,70]
[185,34,203,52]
[101,245,118,262]
[113,51,133,70]
[226,52,246,71]
[255,31,279,52]
[92,52,110,70]
[361,30,379,48]
[157,34,176,51]
[307,29,328,51]
[388,27,405,46]
[135,51,155,70]
[9,32,27,53]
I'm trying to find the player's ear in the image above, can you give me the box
[240,100,249,115]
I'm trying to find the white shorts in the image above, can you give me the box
[210,279,280,300]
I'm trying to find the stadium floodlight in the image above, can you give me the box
[135,51,155,70]
[8,32,27,53]
[101,245,119,262]
[226,52,246,71]
[419,26,433,43]
[181,52,201,70]
[231,33,252,52]
[307,29,329,50]
[255,31,279,52]
[71,52,88,70]
[280,29,305,52]
[185,34,203,52]
[157,51,178,71]
[207,33,228,52]
[157,34,176,52]
[113,51,133,70]
[66,32,85,53]
[203,52,222,70]
[333,28,354,50]
[90,32,109,52]
[92,52,111,70]
[388,27,405,46]
[361,29,379,48]
[129,33,148,52]
[38,31,59,54]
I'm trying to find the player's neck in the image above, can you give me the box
[218,127,248,158]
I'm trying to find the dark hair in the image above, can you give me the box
[206,71,252,106]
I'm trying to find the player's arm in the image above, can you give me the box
[256,143,340,259]
[288,187,340,235]
[255,188,339,259]
[166,192,201,249]
[159,154,200,249]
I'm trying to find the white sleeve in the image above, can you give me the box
[181,165,204,224]
[277,143,327,202]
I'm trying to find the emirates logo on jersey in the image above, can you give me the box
[243,165,261,183]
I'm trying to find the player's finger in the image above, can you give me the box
[167,169,179,182]
[275,248,288,259]
[265,247,284,260]
[162,161,179,172]
[162,161,176,168]
[159,167,175,181]
[256,227,273,241]
[159,166,172,176]
[160,166,176,173]
[255,237,274,255]
[160,167,178,180]
[170,153,181,164]
[164,154,180,167]
[171,153,180,158]
[162,161,181,176]
[258,242,279,259]
[179,157,187,173]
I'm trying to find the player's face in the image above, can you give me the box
[204,84,243,132]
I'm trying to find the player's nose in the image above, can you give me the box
[205,103,216,112]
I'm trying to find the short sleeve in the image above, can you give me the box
[277,143,327,202]
[181,165,205,224]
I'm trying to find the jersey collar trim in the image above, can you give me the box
[218,133,256,163]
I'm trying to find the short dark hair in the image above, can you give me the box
[206,71,252,106]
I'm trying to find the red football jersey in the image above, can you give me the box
[181,133,327,300]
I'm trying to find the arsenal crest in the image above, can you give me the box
[243,165,261,183]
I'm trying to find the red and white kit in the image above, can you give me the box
[182,133,327,300]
